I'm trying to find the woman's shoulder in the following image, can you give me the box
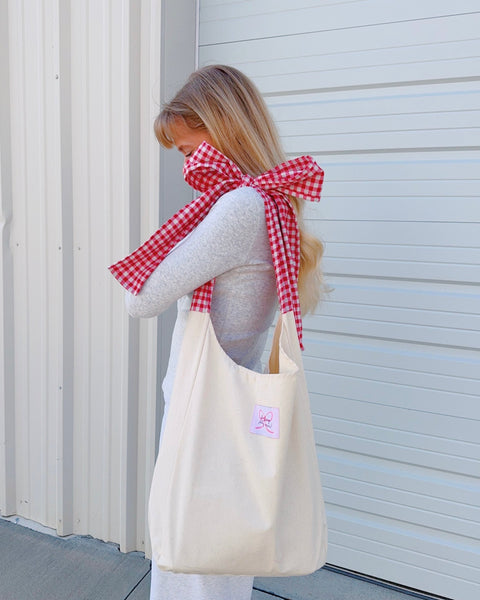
[211,186,265,224]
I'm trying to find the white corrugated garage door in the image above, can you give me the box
[198,1,480,598]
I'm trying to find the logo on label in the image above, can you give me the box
[250,405,280,439]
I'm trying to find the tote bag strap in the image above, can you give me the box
[190,194,295,316]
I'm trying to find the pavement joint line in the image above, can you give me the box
[124,567,152,600]
[253,587,289,600]
[324,564,452,600]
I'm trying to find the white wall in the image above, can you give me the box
[0,0,196,554]
[198,1,480,598]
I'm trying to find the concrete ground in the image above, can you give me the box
[0,518,432,600]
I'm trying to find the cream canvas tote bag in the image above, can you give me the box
[148,295,328,576]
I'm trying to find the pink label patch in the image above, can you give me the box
[250,405,280,439]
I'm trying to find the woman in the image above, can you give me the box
[120,65,324,600]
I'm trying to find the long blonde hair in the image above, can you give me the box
[154,65,325,314]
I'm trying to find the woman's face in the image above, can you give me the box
[170,118,214,161]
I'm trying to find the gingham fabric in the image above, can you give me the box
[109,142,324,347]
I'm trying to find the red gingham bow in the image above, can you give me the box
[108,142,324,348]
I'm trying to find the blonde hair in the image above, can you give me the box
[154,65,325,314]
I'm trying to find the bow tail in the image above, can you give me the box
[263,195,304,349]
[109,186,223,294]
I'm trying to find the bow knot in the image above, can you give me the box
[240,173,256,188]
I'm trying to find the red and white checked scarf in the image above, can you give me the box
[109,142,324,348]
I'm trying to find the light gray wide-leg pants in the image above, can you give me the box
[149,563,253,600]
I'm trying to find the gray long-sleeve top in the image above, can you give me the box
[125,186,278,404]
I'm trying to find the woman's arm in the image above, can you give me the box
[125,187,266,318]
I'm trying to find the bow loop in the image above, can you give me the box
[254,156,324,202]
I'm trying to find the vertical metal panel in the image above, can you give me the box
[6,0,64,529]
[134,0,163,555]
[0,0,16,519]
[67,0,151,550]
[56,0,74,538]
[0,0,197,555]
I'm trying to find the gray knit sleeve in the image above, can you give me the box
[125,187,266,318]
